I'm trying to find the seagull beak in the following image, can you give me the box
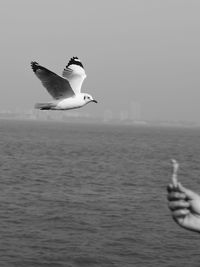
[92,99,98,103]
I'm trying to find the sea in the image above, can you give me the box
[0,119,200,267]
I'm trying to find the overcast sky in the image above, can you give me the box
[0,0,200,122]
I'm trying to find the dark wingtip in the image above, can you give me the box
[31,61,39,73]
[66,56,84,69]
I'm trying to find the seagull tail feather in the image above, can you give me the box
[34,103,56,110]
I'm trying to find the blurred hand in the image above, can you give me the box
[167,182,200,232]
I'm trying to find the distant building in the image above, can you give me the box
[103,109,113,122]
[130,101,141,121]
[119,110,128,121]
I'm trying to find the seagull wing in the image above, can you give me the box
[62,57,87,94]
[31,62,75,100]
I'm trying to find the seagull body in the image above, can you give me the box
[31,57,97,110]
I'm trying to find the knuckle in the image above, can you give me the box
[168,201,175,210]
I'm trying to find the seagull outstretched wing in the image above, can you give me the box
[31,62,75,100]
[62,57,87,94]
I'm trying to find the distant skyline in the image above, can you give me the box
[1,0,200,123]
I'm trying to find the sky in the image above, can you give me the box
[0,0,200,123]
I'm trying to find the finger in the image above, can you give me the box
[167,183,176,193]
[177,182,199,200]
[171,159,179,187]
[167,191,186,201]
[168,200,190,211]
[172,209,189,221]
[167,183,182,193]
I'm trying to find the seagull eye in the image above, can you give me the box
[84,96,86,100]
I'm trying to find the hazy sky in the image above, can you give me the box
[1,0,200,122]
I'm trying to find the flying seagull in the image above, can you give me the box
[31,57,97,110]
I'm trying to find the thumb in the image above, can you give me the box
[177,182,199,200]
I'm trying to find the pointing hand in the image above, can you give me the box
[167,160,200,232]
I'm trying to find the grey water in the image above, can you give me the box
[0,119,200,267]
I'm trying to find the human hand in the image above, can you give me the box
[167,182,200,232]
[167,159,200,232]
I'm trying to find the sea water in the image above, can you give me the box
[0,120,200,267]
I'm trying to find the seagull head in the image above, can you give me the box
[83,93,98,104]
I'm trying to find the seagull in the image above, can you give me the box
[31,57,97,110]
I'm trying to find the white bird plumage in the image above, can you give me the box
[31,57,97,110]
